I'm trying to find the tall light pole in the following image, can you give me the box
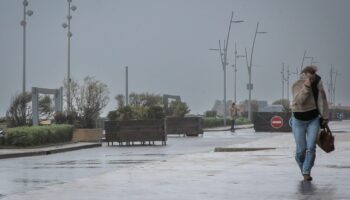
[327,65,339,106]
[125,66,129,106]
[286,65,291,102]
[281,63,285,101]
[300,50,313,71]
[209,11,243,126]
[292,67,299,81]
[245,22,267,121]
[62,0,77,112]
[333,71,338,106]
[20,0,34,95]
[310,57,319,65]
[280,64,291,104]
[232,42,246,103]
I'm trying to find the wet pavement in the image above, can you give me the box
[1,121,349,199]
[0,128,272,198]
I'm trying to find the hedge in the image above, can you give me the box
[203,117,251,128]
[4,124,73,147]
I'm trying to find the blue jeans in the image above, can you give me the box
[292,116,320,175]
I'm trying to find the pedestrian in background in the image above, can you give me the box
[291,65,329,181]
[230,102,238,132]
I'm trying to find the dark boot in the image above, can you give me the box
[303,174,313,181]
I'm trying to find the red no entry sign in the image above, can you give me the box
[271,116,284,129]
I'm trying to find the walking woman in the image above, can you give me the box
[291,65,329,181]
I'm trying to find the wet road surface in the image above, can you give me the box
[0,129,273,197]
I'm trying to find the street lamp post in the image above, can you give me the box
[232,42,246,103]
[286,65,291,102]
[62,0,77,112]
[281,63,285,101]
[20,0,34,95]
[310,57,319,65]
[209,11,243,126]
[300,50,313,71]
[125,66,129,106]
[245,22,266,121]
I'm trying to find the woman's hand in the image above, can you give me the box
[304,79,311,87]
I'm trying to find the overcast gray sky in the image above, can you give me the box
[1,0,349,116]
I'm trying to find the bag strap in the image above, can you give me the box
[324,124,333,136]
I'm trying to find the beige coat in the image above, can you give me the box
[291,73,329,119]
[230,107,238,120]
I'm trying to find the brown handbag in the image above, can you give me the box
[317,124,335,153]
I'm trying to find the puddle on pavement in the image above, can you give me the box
[107,159,158,164]
[13,178,62,184]
[29,159,162,169]
[325,165,350,169]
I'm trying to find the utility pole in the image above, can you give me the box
[62,0,77,112]
[329,65,333,106]
[245,22,267,121]
[292,67,299,81]
[327,65,339,107]
[209,11,243,126]
[232,42,246,103]
[333,71,338,106]
[125,66,129,106]
[281,63,285,101]
[286,65,291,102]
[20,0,34,95]
[300,50,313,71]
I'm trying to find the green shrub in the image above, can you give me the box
[107,110,119,121]
[54,112,66,124]
[204,110,217,118]
[4,124,73,147]
[147,106,165,119]
[235,117,251,125]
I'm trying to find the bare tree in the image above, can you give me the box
[38,95,54,119]
[63,77,109,128]
[115,94,125,108]
[77,77,109,128]
[63,78,79,113]
[6,92,32,127]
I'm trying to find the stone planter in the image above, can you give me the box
[72,128,103,142]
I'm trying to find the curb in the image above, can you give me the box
[0,143,102,159]
[204,124,254,132]
[214,147,276,152]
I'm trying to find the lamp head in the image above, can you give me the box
[26,10,34,16]
[70,5,77,11]
[23,0,29,6]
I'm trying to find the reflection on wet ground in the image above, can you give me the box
[298,181,316,195]
[297,181,336,200]
[0,130,272,197]
[324,165,350,169]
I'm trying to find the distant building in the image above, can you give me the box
[211,100,233,116]
[238,100,268,112]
